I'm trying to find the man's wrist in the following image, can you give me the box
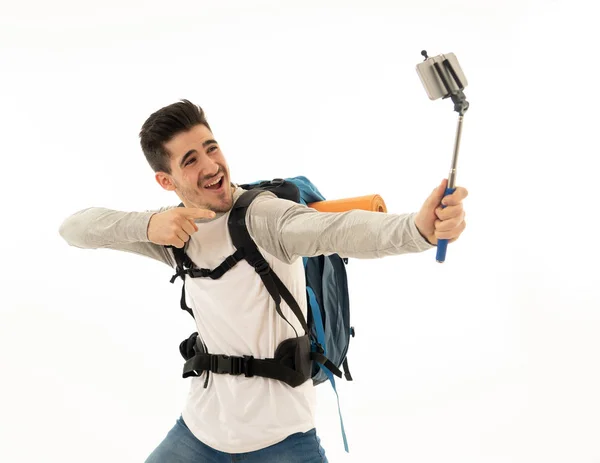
[414,218,437,246]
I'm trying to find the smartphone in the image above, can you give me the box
[416,52,468,101]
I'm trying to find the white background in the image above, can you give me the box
[1,0,599,462]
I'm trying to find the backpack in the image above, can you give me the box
[166,176,354,452]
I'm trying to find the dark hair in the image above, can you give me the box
[139,99,212,174]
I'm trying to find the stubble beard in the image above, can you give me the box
[193,183,234,213]
[209,184,234,213]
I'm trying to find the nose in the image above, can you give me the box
[196,152,219,178]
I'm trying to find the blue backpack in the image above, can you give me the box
[168,176,354,451]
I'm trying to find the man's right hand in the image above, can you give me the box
[147,208,216,248]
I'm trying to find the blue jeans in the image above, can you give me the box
[145,416,329,463]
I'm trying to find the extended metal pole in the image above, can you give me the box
[447,115,464,190]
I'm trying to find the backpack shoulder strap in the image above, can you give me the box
[228,189,309,336]
[166,242,195,318]
[165,203,199,318]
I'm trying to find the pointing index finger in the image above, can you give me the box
[183,207,216,219]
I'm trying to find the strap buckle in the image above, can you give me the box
[188,268,211,278]
[210,355,243,375]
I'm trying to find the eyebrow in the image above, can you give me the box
[179,139,218,168]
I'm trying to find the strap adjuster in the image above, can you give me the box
[254,259,270,275]
[243,355,254,378]
[222,255,239,272]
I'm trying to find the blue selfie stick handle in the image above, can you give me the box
[436,186,456,263]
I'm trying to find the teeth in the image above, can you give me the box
[205,176,223,187]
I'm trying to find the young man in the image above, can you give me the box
[59,99,468,462]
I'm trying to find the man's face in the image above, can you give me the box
[156,124,234,213]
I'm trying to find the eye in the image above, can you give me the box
[207,145,218,154]
[185,158,195,166]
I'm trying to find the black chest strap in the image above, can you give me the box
[169,248,245,283]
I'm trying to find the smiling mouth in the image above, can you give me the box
[203,175,224,191]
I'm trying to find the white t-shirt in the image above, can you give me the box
[179,193,316,453]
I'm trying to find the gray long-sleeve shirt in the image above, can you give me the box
[58,186,435,266]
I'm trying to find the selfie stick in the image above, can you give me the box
[421,50,470,263]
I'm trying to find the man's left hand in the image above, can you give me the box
[414,178,468,246]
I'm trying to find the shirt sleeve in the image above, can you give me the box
[58,206,179,268]
[246,191,436,264]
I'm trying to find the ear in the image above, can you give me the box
[155,172,177,191]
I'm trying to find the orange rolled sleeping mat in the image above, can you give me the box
[307,194,387,213]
